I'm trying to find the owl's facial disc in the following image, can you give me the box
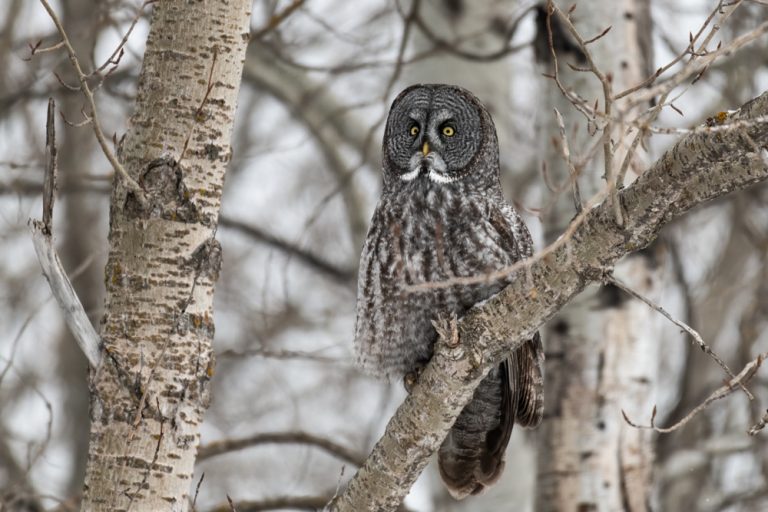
[385,85,485,188]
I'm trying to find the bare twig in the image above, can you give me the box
[553,108,582,212]
[132,335,173,427]
[252,0,305,40]
[623,353,765,433]
[0,358,55,480]
[180,47,218,161]
[191,473,205,511]
[548,3,620,225]
[607,274,747,397]
[219,216,355,284]
[28,40,65,56]
[37,0,146,205]
[630,15,768,107]
[198,431,365,466]
[542,1,594,121]
[125,415,165,512]
[0,298,50,387]
[94,0,155,76]
[613,125,646,191]
[613,0,730,101]
[217,346,348,364]
[748,409,768,436]
[1,244,99,386]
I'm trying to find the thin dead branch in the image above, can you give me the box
[219,216,355,284]
[37,0,146,205]
[42,98,56,234]
[553,107,583,212]
[748,409,768,436]
[548,2,620,224]
[623,353,765,433]
[28,100,101,368]
[252,0,305,40]
[198,431,365,466]
[607,274,746,396]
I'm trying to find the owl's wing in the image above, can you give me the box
[487,202,544,426]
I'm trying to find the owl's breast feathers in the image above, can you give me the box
[354,184,532,377]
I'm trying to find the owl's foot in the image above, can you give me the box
[403,365,424,393]
[432,313,460,348]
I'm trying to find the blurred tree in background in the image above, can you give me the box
[1,1,767,511]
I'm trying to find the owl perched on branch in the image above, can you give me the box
[354,84,544,499]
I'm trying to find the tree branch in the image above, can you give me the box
[622,353,765,434]
[197,431,365,466]
[28,98,101,369]
[606,274,746,396]
[29,221,102,368]
[219,216,354,284]
[207,495,332,512]
[37,0,146,205]
[329,91,768,511]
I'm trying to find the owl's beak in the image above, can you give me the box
[422,142,430,156]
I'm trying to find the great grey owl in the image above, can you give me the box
[354,84,544,499]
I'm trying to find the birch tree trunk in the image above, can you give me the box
[535,1,684,510]
[80,1,251,509]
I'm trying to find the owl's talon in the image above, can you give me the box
[403,367,423,393]
[432,313,460,348]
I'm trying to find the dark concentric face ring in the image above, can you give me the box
[383,84,485,186]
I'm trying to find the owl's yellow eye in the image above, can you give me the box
[442,125,455,137]
[409,125,420,136]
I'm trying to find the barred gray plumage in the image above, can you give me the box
[354,84,544,499]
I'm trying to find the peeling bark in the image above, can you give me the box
[80,1,251,510]
[329,91,768,512]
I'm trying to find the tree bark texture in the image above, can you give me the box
[330,90,768,512]
[81,1,251,510]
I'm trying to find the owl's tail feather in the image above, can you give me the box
[437,360,513,499]
[437,333,544,500]
[514,332,545,428]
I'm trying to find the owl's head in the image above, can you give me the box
[381,84,499,191]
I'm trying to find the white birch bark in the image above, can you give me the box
[535,1,686,510]
[80,1,251,510]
